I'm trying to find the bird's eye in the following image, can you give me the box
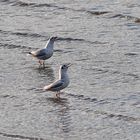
[62,65,66,69]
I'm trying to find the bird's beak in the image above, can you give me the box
[67,63,72,67]
[54,36,58,40]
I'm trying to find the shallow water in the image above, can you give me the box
[0,0,140,140]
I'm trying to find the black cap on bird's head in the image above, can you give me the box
[61,63,72,71]
[50,36,58,42]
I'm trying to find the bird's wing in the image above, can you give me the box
[44,80,64,90]
[33,49,47,57]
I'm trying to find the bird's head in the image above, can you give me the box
[50,36,58,42]
[60,63,72,73]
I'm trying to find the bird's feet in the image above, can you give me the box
[38,60,45,68]
[56,92,61,98]
[43,61,45,68]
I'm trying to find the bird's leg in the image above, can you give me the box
[43,61,45,68]
[56,91,60,98]
[39,60,42,66]
[38,60,41,68]
[56,92,59,98]
[58,91,61,98]
[39,60,45,68]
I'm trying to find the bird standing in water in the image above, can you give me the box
[29,36,58,67]
[44,63,71,98]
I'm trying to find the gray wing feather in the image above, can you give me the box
[50,81,63,89]
[44,80,64,91]
[34,49,47,57]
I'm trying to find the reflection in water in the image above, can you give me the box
[47,97,72,135]
[35,65,55,82]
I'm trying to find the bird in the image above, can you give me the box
[29,36,58,67]
[44,63,72,98]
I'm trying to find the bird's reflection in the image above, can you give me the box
[34,64,55,82]
[47,96,72,134]
[47,97,68,105]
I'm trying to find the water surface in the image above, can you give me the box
[0,0,140,140]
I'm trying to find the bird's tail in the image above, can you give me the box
[43,86,49,91]
[27,52,32,56]
[28,52,35,57]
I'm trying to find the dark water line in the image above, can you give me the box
[0,0,110,15]
[0,132,45,140]
[1,0,140,24]
[0,29,107,45]
[0,42,32,50]
[66,93,140,122]
[57,37,107,44]
[67,92,117,105]
[94,110,140,122]
[124,52,138,56]
[109,14,140,23]
[0,29,46,38]
[1,0,110,16]
[12,32,44,38]
[0,0,78,11]
[86,10,110,15]
[86,67,140,80]
[67,93,97,102]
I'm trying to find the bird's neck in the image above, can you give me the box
[59,71,69,81]
[46,40,54,50]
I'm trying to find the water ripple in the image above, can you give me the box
[0,42,32,50]
[87,67,139,80]
[0,94,17,99]
[0,29,107,45]
[0,29,46,38]
[57,37,107,44]
[95,111,140,122]
[0,0,110,17]
[67,93,97,103]
[0,132,45,140]
[66,93,140,122]
[124,52,138,56]
[1,0,140,25]
[110,14,140,23]
[86,11,110,15]
[1,0,79,11]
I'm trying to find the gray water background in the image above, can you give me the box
[0,0,140,139]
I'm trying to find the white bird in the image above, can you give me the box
[44,63,71,98]
[29,36,58,67]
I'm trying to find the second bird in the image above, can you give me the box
[29,36,58,67]
[44,63,71,98]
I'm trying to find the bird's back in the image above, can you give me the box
[32,48,53,60]
[44,80,64,91]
